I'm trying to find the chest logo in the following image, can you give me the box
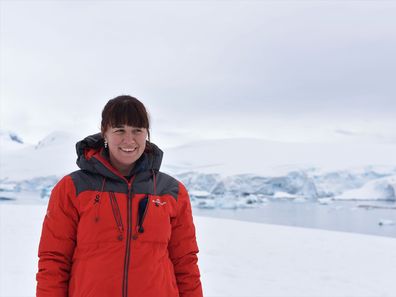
[152,198,167,207]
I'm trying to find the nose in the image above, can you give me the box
[123,131,136,144]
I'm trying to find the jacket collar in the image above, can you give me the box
[75,133,163,180]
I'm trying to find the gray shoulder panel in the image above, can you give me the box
[69,170,128,196]
[69,170,180,199]
[132,171,179,200]
[155,172,180,200]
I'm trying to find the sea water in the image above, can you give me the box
[2,195,395,238]
[193,200,396,238]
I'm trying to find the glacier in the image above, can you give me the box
[1,130,396,208]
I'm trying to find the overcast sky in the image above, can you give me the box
[1,0,395,147]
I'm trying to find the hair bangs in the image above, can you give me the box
[107,101,148,129]
[101,96,150,134]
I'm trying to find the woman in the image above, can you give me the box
[36,95,203,297]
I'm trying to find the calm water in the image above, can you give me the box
[2,195,395,238]
[193,200,396,238]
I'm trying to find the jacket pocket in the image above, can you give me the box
[136,195,171,243]
[136,195,149,234]
[109,192,124,241]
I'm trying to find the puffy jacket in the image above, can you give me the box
[36,133,203,297]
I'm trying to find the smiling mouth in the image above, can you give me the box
[120,147,137,153]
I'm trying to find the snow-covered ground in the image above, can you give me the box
[1,204,396,297]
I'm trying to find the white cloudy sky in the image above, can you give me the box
[1,0,395,147]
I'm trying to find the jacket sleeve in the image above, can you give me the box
[168,183,203,297]
[36,175,79,297]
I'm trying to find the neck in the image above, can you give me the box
[110,159,135,176]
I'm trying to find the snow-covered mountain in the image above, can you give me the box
[162,138,396,206]
[0,130,80,181]
[173,169,396,209]
[162,138,396,176]
[1,131,396,205]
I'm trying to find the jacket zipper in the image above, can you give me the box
[122,176,135,297]
[137,195,149,234]
[109,192,124,241]
[93,194,101,222]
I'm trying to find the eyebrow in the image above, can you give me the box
[112,126,143,129]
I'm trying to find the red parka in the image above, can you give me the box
[36,134,203,297]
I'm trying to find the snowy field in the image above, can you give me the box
[1,204,396,297]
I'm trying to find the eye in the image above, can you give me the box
[114,128,125,134]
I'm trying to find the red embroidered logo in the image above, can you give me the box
[152,198,166,207]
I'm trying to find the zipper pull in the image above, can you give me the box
[94,195,100,203]
[94,194,100,222]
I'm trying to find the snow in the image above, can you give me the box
[189,190,212,198]
[163,138,396,176]
[1,204,396,297]
[0,130,80,181]
[0,183,16,192]
[198,217,396,297]
[335,175,396,201]
[1,130,396,207]
[318,197,334,205]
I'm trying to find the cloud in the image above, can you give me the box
[334,129,358,136]
[1,1,395,145]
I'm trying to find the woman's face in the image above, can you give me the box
[103,124,148,176]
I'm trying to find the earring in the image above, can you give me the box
[104,139,108,148]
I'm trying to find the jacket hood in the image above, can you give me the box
[75,133,163,180]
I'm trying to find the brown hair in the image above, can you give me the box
[101,95,151,142]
